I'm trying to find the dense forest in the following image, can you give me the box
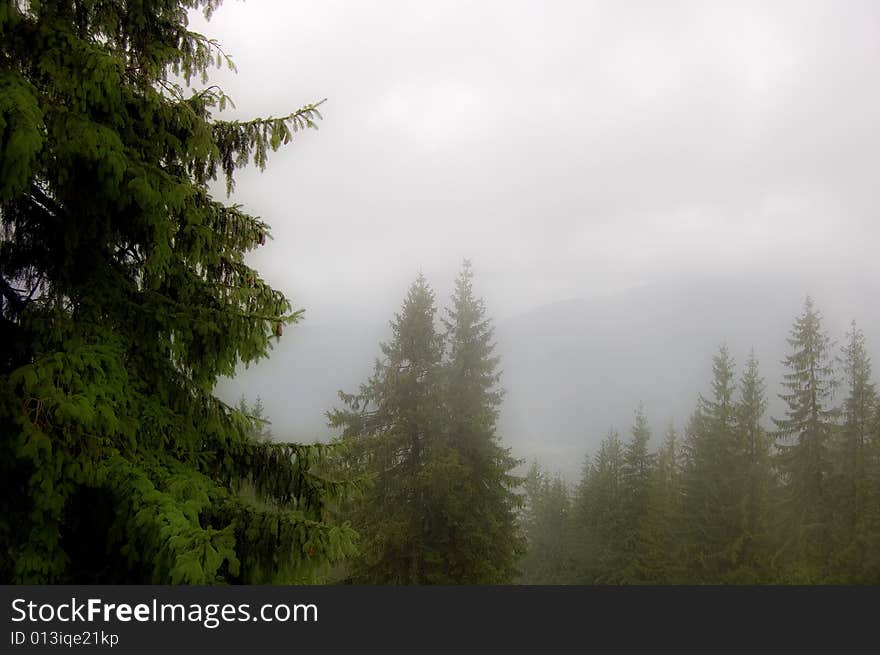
[518,300,880,584]
[238,269,880,585]
[2,0,878,585]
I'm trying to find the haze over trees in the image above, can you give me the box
[2,0,878,587]
[219,279,880,483]
[519,298,880,584]
[328,263,523,583]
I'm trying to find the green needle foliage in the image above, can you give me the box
[0,0,355,583]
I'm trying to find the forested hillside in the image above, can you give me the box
[518,299,880,584]
[2,0,878,586]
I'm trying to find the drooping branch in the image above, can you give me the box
[211,99,326,191]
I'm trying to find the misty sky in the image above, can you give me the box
[190,0,880,322]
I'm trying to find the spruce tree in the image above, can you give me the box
[772,297,839,581]
[237,395,273,443]
[575,428,627,582]
[518,462,575,584]
[636,423,685,583]
[438,260,523,583]
[681,345,741,581]
[623,405,654,506]
[734,350,775,580]
[829,322,877,580]
[619,404,654,580]
[0,0,355,583]
[328,275,445,583]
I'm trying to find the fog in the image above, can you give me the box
[197,1,880,476]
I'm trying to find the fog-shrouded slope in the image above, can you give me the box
[218,275,880,482]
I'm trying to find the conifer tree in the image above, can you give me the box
[0,0,355,583]
[681,345,741,581]
[623,405,654,506]
[619,404,655,579]
[518,463,575,584]
[734,350,775,580]
[636,423,685,583]
[575,428,627,582]
[438,260,523,582]
[328,275,445,583]
[237,395,273,443]
[772,297,839,581]
[828,322,877,580]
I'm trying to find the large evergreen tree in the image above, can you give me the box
[681,345,742,581]
[438,260,522,582]
[0,0,355,583]
[772,297,839,581]
[328,275,445,583]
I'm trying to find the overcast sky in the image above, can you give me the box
[190,0,880,324]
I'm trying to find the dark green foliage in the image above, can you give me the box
[0,0,354,583]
